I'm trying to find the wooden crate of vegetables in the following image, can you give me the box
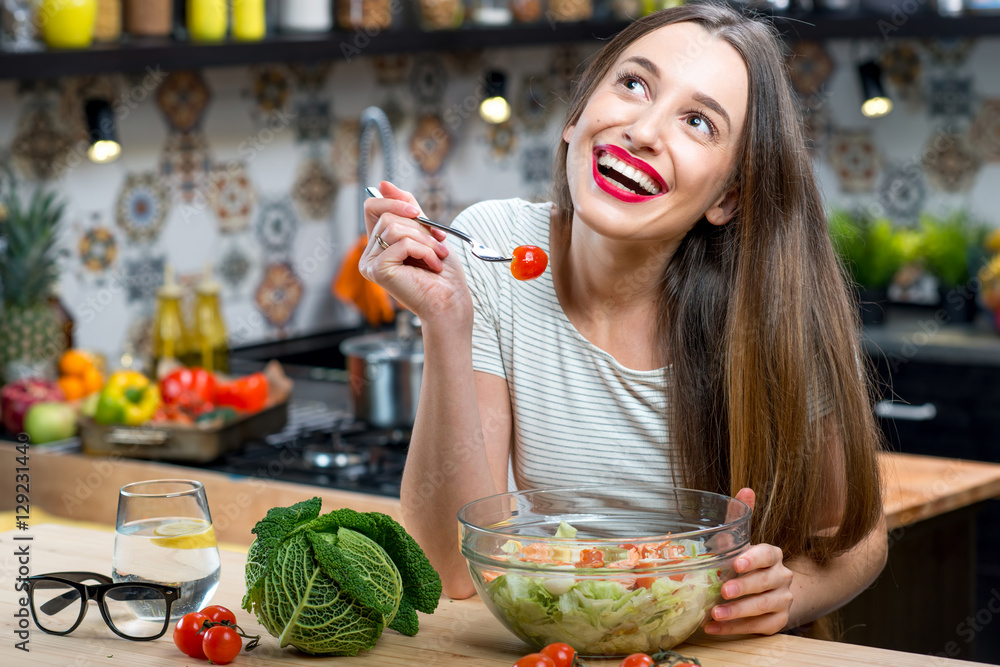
[78,361,292,463]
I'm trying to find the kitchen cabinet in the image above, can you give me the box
[857,319,1000,662]
[3,8,1000,80]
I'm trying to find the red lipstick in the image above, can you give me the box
[592,145,668,203]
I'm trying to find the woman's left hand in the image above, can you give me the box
[704,488,795,636]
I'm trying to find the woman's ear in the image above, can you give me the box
[562,123,575,145]
[705,187,739,226]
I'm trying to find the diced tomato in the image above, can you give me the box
[574,548,605,568]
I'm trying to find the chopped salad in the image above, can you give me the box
[480,522,725,656]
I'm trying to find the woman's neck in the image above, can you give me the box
[550,208,678,369]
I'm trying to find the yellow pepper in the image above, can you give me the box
[94,371,162,426]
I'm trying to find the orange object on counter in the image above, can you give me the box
[332,235,396,328]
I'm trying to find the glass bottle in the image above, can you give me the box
[417,0,464,30]
[190,264,229,373]
[152,263,191,373]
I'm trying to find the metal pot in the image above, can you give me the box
[339,331,423,429]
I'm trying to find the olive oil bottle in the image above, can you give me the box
[190,264,229,373]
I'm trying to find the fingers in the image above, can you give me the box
[703,544,792,636]
[734,487,755,512]
[704,610,789,636]
[362,219,450,280]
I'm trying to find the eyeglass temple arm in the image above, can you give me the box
[34,573,113,616]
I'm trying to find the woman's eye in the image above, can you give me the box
[687,115,713,136]
[622,77,646,95]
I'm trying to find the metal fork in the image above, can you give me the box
[365,186,512,262]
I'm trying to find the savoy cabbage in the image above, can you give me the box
[242,497,442,655]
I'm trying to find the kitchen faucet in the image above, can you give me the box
[356,106,397,235]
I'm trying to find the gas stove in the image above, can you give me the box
[201,401,408,497]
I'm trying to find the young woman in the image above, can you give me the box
[359,2,887,638]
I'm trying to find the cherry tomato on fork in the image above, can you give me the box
[540,642,577,667]
[513,653,556,667]
[173,612,210,659]
[510,245,548,281]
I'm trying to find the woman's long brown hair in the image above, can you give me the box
[551,1,884,621]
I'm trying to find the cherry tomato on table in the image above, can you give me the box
[513,653,556,667]
[619,653,654,667]
[202,624,242,665]
[200,604,237,625]
[540,643,577,667]
[173,611,209,659]
[510,245,548,281]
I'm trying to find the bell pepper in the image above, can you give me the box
[215,372,268,413]
[94,371,162,426]
[161,367,216,405]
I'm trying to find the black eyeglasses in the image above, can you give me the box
[26,572,180,640]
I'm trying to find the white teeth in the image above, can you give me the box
[596,152,661,195]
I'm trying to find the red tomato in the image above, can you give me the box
[173,612,209,659]
[202,624,242,665]
[513,654,556,667]
[510,244,548,281]
[635,560,657,589]
[540,643,576,667]
[200,604,237,625]
[574,548,605,568]
[619,654,654,667]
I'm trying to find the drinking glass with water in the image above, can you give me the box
[113,479,221,620]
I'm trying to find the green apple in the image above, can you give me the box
[23,401,78,444]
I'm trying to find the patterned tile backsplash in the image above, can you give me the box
[1,36,999,362]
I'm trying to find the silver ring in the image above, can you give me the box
[375,234,389,250]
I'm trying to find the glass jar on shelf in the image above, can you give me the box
[417,0,464,30]
[548,0,592,21]
[511,0,543,22]
[470,0,512,25]
[125,0,173,37]
[280,0,333,32]
[335,0,393,30]
[233,0,266,40]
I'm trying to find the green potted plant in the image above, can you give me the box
[916,211,987,324]
[0,186,68,382]
[829,209,909,325]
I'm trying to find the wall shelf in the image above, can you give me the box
[1,11,999,81]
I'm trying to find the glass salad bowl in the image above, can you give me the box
[458,486,751,657]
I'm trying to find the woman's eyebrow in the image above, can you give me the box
[623,55,661,78]
[691,92,731,131]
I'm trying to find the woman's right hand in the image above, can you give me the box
[360,181,473,325]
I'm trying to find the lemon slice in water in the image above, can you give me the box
[151,519,217,550]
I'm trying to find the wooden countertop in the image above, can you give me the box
[3,445,1000,545]
[0,524,988,666]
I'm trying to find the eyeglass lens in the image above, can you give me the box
[32,579,169,639]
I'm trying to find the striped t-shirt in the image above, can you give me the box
[451,199,678,492]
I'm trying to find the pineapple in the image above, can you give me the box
[0,187,67,382]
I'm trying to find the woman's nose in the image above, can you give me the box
[623,106,667,154]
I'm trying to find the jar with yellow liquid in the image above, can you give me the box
[232,0,266,40]
[187,0,228,41]
[39,0,98,49]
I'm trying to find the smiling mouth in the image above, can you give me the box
[595,150,663,196]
